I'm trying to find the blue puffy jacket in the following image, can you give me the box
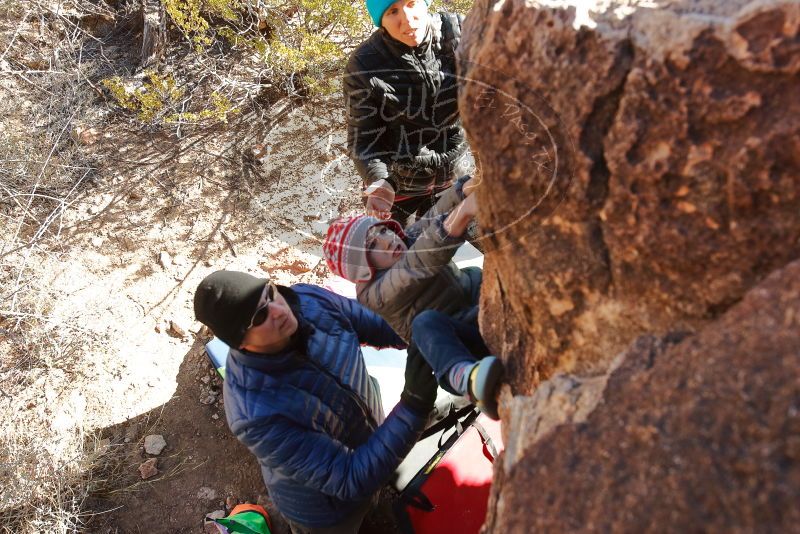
[223,284,427,528]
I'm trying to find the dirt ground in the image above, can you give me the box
[87,336,398,534]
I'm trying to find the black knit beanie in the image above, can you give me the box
[194,270,267,348]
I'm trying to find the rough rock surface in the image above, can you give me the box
[483,259,800,532]
[495,332,690,486]
[501,368,618,472]
[459,0,800,392]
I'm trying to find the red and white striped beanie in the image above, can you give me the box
[323,215,405,283]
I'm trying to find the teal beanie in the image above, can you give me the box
[366,0,430,27]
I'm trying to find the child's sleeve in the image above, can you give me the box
[405,176,470,240]
[362,216,465,309]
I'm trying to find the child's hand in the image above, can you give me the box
[364,180,395,219]
[458,193,478,217]
[444,194,478,237]
[463,176,480,197]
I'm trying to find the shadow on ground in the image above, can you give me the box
[86,335,400,534]
[86,336,273,534]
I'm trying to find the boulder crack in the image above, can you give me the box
[579,39,634,292]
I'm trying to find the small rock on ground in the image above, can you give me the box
[197,486,217,500]
[158,251,172,269]
[138,458,159,479]
[169,320,188,338]
[144,434,167,455]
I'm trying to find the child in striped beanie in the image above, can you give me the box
[323,177,503,419]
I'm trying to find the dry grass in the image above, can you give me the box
[0,308,115,533]
[0,1,117,531]
[0,411,112,533]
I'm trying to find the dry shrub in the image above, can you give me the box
[101,0,475,127]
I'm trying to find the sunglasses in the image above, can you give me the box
[247,282,276,330]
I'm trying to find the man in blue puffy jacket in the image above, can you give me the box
[193,270,437,533]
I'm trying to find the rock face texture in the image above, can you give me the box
[458,0,800,529]
[459,0,800,392]
[483,259,800,532]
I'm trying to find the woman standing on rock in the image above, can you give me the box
[344,0,467,224]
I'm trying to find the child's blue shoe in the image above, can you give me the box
[468,356,503,420]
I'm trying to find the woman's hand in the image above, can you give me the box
[363,180,395,220]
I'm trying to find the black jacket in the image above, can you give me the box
[344,12,467,197]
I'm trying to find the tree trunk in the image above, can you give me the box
[141,0,166,68]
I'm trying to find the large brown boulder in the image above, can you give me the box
[484,259,800,532]
[459,0,800,392]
